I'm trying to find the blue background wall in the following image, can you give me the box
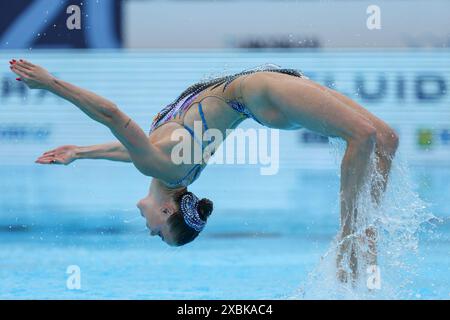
[0,50,449,221]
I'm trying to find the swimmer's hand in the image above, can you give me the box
[35,145,78,165]
[9,59,55,89]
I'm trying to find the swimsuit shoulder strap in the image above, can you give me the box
[190,92,261,124]
[198,101,208,131]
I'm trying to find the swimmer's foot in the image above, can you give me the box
[336,227,378,285]
[356,227,378,266]
[365,227,378,266]
[336,236,358,284]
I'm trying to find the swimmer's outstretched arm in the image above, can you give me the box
[10,59,168,177]
[76,142,131,162]
[35,142,131,165]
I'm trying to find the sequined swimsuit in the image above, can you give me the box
[149,91,262,188]
[149,66,305,188]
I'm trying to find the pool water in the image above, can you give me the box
[0,165,448,299]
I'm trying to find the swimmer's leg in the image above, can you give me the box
[337,132,376,283]
[313,83,399,267]
[239,73,379,282]
[312,82,399,204]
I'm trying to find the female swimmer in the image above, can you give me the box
[9,59,398,282]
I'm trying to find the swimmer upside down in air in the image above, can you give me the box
[9,59,398,283]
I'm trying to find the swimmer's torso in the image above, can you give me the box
[148,70,306,188]
[148,81,249,188]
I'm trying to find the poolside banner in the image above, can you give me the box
[0,50,449,168]
[122,0,450,49]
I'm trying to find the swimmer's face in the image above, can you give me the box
[137,195,176,246]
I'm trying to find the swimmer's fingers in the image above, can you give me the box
[11,63,33,76]
[10,65,29,79]
[38,150,57,158]
[18,59,35,68]
[43,146,68,155]
[36,153,62,162]
[10,58,36,71]
[42,145,77,156]
[36,146,77,165]
[35,157,73,165]
[42,149,57,156]
[35,154,54,162]
[35,158,53,164]
[35,156,65,165]
[9,59,31,81]
[9,59,53,89]
[15,60,33,71]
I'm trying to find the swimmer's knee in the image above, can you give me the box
[351,122,377,152]
[376,126,399,157]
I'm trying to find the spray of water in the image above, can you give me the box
[292,138,436,299]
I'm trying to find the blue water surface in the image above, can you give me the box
[0,165,448,299]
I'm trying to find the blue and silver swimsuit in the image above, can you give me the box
[149,66,305,188]
[149,90,261,188]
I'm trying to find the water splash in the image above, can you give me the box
[292,138,436,299]
[123,216,141,224]
[118,208,142,224]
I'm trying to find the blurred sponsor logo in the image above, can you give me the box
[0,124,51,141]
[1,76,56,102]
[417,128,450,148]
[417,129,433,148]
[236,35,320,49]
[354,74,447,102]
[2,73,447,105]
[440,129,450,145]
[300,131,328,144]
